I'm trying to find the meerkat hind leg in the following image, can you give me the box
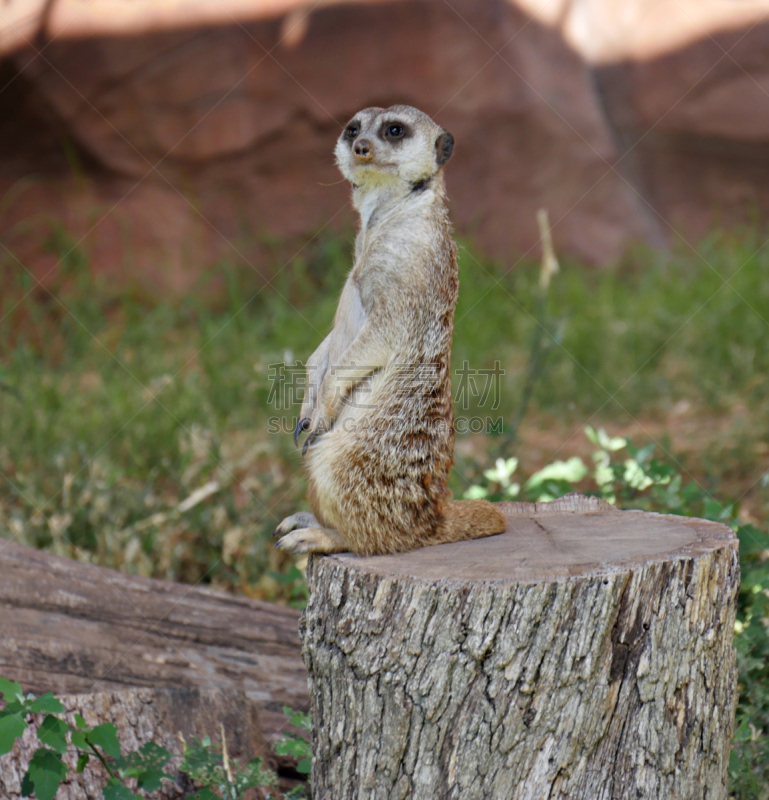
[275,526,349,554]
[273,512,320,538]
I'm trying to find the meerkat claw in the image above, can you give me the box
[275,527,348,554]
[274,536,292,551]
[294,417,311,447]
[274,512,319,537]
[275,531,311,553]
[302,430,322,458]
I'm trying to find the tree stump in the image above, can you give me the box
[300,495,740,800]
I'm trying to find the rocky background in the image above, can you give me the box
[1,0,768,293]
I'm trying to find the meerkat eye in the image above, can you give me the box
[385,124,404,139]
[345,125,359,140]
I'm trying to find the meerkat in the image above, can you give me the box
[274,105,507,555]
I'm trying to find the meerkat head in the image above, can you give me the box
[334,105,454,190]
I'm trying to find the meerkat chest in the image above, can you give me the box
[327,276,367,367]
[355,216,436,287]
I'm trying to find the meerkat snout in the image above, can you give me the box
[353,138,373,161]
[335,105,454,189]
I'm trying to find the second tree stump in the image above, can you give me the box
[300,495,739,800]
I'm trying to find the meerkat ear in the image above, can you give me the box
[435,131,454,166]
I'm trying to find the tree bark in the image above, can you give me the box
[300,494,739,800]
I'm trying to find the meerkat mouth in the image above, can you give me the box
[354,161,397,170]
[351,162,400,183]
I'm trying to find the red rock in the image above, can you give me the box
[0,0,47,54]
[592,20,769,240]
[1,0,768,294]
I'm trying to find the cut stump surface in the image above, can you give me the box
[301,494,739,800]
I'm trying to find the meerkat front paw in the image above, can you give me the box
[275,526,349,554]
[273,512,319,538]
[294,417,311,447]
[302,412,333,457]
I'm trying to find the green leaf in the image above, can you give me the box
[137,767,171,792]
[71,729,88,749]
[462,485,488,500]
[0,710,27,755]
[738,524,769,558]
[623,459,652,491]
[38,715,69,755]
[592,426,627,452]
[2,699,26,714]
[74,714,88,730]
[115,740,172,772]
[76,752,90,773]
[113,741,173,791]
[633,443,655,463]
[234,757,277,790]
[268,567,299,585]
[30,693,65,714]
[274,734,310,760]
[181,736,222,778]
[297,756,312,775]
[0,677,24,704]
[282,706,312,731]
[505,482,520,498]
[483,457,518,486]
[594,463,614,488]
[87,723,121,759]
[102,778,140,800]
[526,457,588,487]
[27,748,67,800]
[20,771,34,797]
[187,789,219,800]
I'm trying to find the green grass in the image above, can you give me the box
[0,226,768,795]
[453,228,769,417]
[1,228,768,590]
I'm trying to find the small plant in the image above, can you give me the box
[731,522,769,800]
[0,676,173,799]
[274,707,312,777]
[268,566,309,610]
[0,679,309,799]
[180,726,277,800]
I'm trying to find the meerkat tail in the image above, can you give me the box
[431,500,507,545]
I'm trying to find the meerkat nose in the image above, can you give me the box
[353,139,373,161]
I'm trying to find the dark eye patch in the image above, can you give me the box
[381,122,409,141]
[345,122,360,140]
